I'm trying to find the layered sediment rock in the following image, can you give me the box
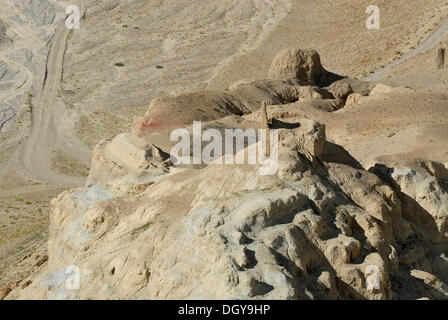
[6,49,448,300]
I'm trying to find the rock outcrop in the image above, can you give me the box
[135,79,337,133]
[135,50,350,134]
[11,120,448,300]
[11,121,392,299]
[5,49,448,300]
[345,83,414,107]
[269,49,327,84]
[268,49,343,86]
[389,161,448,246]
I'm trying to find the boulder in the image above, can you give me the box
[325,81,353,100]
[296,86,333,100]
[269,49,327,85]
[87,133,168,186]
[389,162,448,246]
[369,83,394,96]
[345,93,366,106]
[294,119,326,161]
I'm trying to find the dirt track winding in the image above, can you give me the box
[364,17,448,82]
[7,0,87,186]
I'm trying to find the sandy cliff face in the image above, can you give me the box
[13,120,448,300]
[12,121,401,299]
[6,50,448,300]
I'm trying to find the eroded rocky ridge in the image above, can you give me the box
[6,49,448,300]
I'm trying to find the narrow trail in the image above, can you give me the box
[0,1,87,284]
[364,17,448,82]
[0,185,64,199]
[5,0,87,187]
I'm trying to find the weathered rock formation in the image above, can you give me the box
[5,49,448,300]
[134,49,349,133]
